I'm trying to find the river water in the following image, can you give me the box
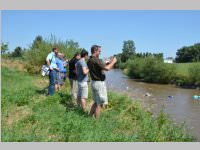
[105,69,200,141]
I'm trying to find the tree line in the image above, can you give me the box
[175,43,200,63]
[114,40,200,65]
[1,36,200,63]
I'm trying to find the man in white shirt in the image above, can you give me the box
[46,47,59,95]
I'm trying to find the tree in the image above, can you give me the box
[121,40,136,62]
[175,43,200,63]
[1,43,9,54]
[12,46,23,57]
[31,35,43,49]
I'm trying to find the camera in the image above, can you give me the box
[104,55,117,65]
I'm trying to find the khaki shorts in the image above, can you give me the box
[77,81,88,99]
[91,81,108,105]
[69,79,78,100]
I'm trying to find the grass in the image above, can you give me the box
[1,61,195,142]
[174,62,200,75]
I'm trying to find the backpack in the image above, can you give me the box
[41,54,54,76]
[41,65,50,76]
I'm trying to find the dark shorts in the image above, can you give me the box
[55,72,64,85]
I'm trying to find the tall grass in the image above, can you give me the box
[1,65,194,142]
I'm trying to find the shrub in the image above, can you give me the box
[188,63,200,86]
[125,57,176,84]
[142,57,176,83]
[119,62,127,69]
[173,73,191,86]
[24,35,81,74]
[126,58,145,79]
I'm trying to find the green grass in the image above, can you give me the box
[174,62,200,75]
[1,65,194,142]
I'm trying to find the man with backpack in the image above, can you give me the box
[46,47,59,95]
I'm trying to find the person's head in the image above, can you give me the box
[58,52,64,59]
[74,52,81,60]
[91,45,101,57]
[80,49,88,59]
[52,47,58,54]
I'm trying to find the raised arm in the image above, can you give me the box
[104,57,117,71]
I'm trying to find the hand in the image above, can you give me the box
[49,67,53,71]
[112,57,117,64]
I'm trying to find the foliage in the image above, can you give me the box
[125,57,176,84]
[24,35,81,74]
[11,46,24,57]
[121,40,136,62]
[126,57,145,79]
[136,52,164,61]
[142,57,176,83]
[1,42,9,54]
[175,43,200,63]
[188,63,200,86]
[173,73,191,87]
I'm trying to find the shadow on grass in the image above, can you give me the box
[35,87,48,95]
[58,92,90,118]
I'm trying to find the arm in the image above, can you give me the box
[46,55,53,70]
[75,64,78,75]
[104,57,117,71]
[82,67,89,75]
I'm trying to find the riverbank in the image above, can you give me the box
[120,57,200,89]
[1,60,194,141]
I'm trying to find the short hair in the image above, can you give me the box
[80,49,88,58]
[52,47,58,51]
[74,52,80,58]
[91,45,101,54]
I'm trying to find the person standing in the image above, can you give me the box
[87,45,117,119]
[46,47,59,95]
[55,53,65,91]
[62,55,68,82]
[68,53,81,100]
[75,49,89,111]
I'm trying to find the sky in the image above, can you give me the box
[2,10,200,58]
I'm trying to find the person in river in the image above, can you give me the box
[75,49,89,111]
[68,52,81,100]
[87,45,117,119]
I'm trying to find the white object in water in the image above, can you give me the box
[126,86,129,90]
[145,93,151,97]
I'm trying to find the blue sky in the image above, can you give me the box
[2,10,200,58]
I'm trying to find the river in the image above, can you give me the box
[105,69,200,141]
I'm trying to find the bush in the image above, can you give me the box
[119,62,127,70]
[126,58,145,79]
[125,57,176,84]
[173,73,191,86]
[142,57,175,83]
[24,35,81,74]
[188,63,200,86]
